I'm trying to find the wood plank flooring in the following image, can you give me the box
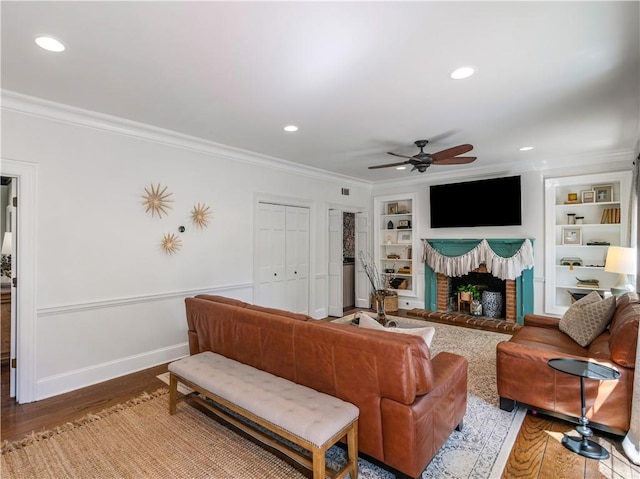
[2,319,639,478]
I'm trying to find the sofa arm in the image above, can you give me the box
[523,314,561,329]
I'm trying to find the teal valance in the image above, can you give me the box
[422,238,534,280]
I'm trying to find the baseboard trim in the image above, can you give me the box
[35,343,189,401]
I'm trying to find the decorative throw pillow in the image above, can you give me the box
[559,291,616,347]
[358,313,435,348]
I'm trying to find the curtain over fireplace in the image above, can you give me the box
[423,239,534,324]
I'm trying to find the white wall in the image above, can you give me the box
[1,95,371,401]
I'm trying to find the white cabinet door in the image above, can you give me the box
[286,206,310,314]
[256,202,309,314]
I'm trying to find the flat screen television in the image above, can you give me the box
[430,175,522,228]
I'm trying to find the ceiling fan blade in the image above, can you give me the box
[432,156,477,165]
[368,160,411,169]
[387,151,414,159]
[431,144,474,161]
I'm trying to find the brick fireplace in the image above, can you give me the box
[424,238,534,325]
[435,265,517,322]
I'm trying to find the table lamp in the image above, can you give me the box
[604,246,637,296]
[1,232,11,255]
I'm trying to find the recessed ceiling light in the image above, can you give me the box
[396,166,407,170]
[35,36,65,52]
[283,125,298,132]
[450,67,474,80]
[519,146,534,151]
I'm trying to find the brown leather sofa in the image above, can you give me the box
[496,292,639,435]
[185,295,468,478]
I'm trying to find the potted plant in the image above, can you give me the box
[457,284,480,302]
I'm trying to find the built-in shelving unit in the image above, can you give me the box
[374,193,418,299]
[544,172,631,316]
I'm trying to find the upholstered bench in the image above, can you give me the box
[168,352,359,479]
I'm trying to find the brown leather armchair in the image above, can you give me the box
[496,292,639,435]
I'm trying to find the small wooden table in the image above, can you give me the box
[547,358,620,460]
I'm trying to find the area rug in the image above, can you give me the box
[2,320,525,479]
[1,389,307,479]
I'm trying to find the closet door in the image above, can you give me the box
[255,202,309,314]
[285,206,310,314]
[256,203,286,309]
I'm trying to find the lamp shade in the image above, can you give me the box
[1,232,11,255]
[604,246,637,275]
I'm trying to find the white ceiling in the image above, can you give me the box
[2,1,639,182]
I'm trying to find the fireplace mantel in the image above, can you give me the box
[422,238,535,324]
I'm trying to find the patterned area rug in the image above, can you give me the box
[2,321,524,479]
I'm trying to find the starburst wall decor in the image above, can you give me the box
[142,183,173,218]
[191,202,212,229]
[160,233,182,255]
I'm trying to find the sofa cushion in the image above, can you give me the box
[358,313,435,348]
[559,291,616,347]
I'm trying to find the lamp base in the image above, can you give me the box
[611,274,635,297]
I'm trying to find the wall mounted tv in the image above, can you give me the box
[430,175,522,228]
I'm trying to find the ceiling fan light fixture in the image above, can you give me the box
[450,67,474,80]
[519,146,534,151]
[283,125,298,132]
[396,166,406,170]
[35,35,65,52]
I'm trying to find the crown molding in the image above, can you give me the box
[1,90,372,188]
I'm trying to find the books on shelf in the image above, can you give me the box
[600,207,620,224]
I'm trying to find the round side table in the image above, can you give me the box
[547,358,620,460]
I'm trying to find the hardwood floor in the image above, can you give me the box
[1,362,169,443]
[2,326,638,478]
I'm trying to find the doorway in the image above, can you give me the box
[1,176,15,401]
[342,212,355,311]
[328,208,369,317]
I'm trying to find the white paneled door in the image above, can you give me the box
[327,209,343,317]
[256,202,309,314]
[285,206,310,314]
[355,212,370,308]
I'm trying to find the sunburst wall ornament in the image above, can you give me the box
[191,202,212,229]
[160,233,182,255]
[142,183,173,218]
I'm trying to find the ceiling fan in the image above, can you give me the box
[369,140,476,173]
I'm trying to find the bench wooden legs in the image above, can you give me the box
[346,420,359,479]
[168,371,359,479]
[169,372,178,415]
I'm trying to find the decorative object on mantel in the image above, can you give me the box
[160,233,182,255]
[191,202,212,229]
[423,238,534,280]
[142,183,173,218]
